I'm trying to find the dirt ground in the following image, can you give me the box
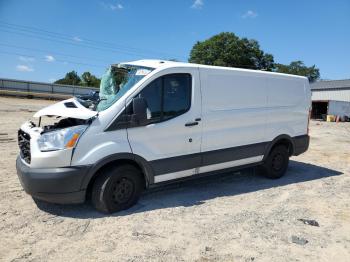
[0,96,349,262]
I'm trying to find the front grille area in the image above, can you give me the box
[18,129,31,164]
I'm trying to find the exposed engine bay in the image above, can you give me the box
[41,117,90,133]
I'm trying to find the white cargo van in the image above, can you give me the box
[16,60,310,213]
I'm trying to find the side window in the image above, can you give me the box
[138,73,191,123]
[139,78,162,120]
[163,74,191,120]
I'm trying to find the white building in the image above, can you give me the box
[310,79,350,119]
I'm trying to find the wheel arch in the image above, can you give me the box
[263,134,295,161]
[81,153,155,199]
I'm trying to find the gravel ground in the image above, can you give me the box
[0,96,349,262]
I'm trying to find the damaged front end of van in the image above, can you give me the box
[16,62,154,205]
[16,97,97,203]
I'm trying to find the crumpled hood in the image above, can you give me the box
[33,98,98,120]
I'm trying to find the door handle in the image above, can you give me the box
[185,121,199,127]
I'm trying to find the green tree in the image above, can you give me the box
[55,71,101,87]
[81,72,101,88]
[189,32,275,70]
[55,71,81,86]
[274,61,320,82]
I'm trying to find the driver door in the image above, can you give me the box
[127,68,202,183]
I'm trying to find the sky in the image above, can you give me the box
[0,0,349,82]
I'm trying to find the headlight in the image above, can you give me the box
[38,125,88,152]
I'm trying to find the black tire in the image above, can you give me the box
[259,145,289,179]
[91,164,144,213]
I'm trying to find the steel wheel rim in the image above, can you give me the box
[112,178,134,204]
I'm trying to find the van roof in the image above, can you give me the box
[121,59,308,80]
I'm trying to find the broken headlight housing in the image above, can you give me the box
[37,125,88,152]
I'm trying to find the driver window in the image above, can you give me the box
[138,73,192,123]
[138,78,162,121]
[163,74,191,120]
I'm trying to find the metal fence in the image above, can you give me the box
[0,78,98,99]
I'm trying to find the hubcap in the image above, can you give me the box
[112,178,134,204]
[272,153,284,171]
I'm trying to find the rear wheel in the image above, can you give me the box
[259,145,289,179]
[91,164,143,213]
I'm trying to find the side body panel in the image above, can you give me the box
[265,77,310,141]
[198,68,268,172]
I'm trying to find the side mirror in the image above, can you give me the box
[131,97,148,126]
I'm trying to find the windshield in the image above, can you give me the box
[97,64,153,111]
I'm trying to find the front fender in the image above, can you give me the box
[79,153,155,190]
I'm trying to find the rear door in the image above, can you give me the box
[127,67,202,183]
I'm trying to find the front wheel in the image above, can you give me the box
[259,145,289,179]
[91,164,144,213]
